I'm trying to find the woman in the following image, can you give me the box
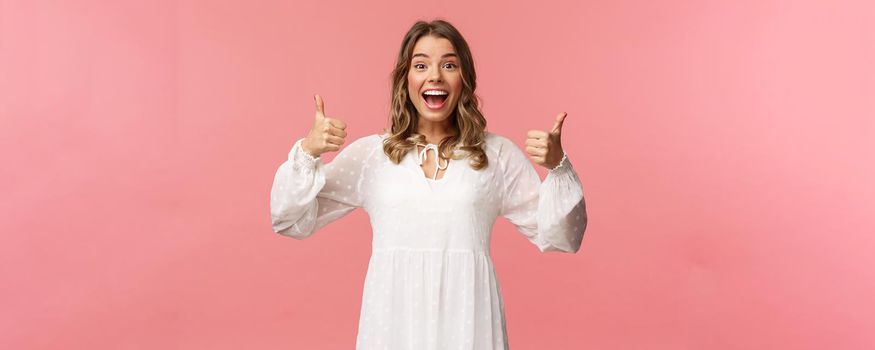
[270,19,587,350]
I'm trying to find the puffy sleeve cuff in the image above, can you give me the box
[537,151,586,252]
[289,137,321,173]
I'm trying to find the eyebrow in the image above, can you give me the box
[412,53,459,59]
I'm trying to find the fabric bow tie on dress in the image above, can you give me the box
[416,143,449,180]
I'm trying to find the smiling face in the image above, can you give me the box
[407,35,463,125]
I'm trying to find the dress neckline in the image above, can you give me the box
[377,132,463,184]
[415,143,452,182]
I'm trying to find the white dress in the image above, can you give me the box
[270,131,587,350]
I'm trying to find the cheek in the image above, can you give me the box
[407,71,423,87]
[450,75,463,94]
[451,83,463,103]
[407,76,421,97]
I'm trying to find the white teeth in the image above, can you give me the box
[423,90,448,96]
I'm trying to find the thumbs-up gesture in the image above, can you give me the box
[302,94,348,158]
[525,112,567,169]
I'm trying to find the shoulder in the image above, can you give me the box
[333,133,384,162]
[483,130,522,158]
[346,133,384,149]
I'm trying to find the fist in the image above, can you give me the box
[302,94,348,158]
[525,112,567,169]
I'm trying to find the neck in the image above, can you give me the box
[417,116,457,145]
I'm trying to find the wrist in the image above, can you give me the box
[548,151,568,172]
[301,139,321,158]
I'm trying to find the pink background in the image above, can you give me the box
[2,0,873,348]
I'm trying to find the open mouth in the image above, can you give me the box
[422,89,449,110]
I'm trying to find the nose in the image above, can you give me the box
[428,66,442,83]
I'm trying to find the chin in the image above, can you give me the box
[419,111,453,122]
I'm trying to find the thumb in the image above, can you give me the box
[550,112,567,135]
[314,94,326,119]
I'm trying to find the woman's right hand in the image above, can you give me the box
[302,94,347,158]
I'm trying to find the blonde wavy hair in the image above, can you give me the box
[381,19,489,170]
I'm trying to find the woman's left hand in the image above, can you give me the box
[525,112,567,169]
